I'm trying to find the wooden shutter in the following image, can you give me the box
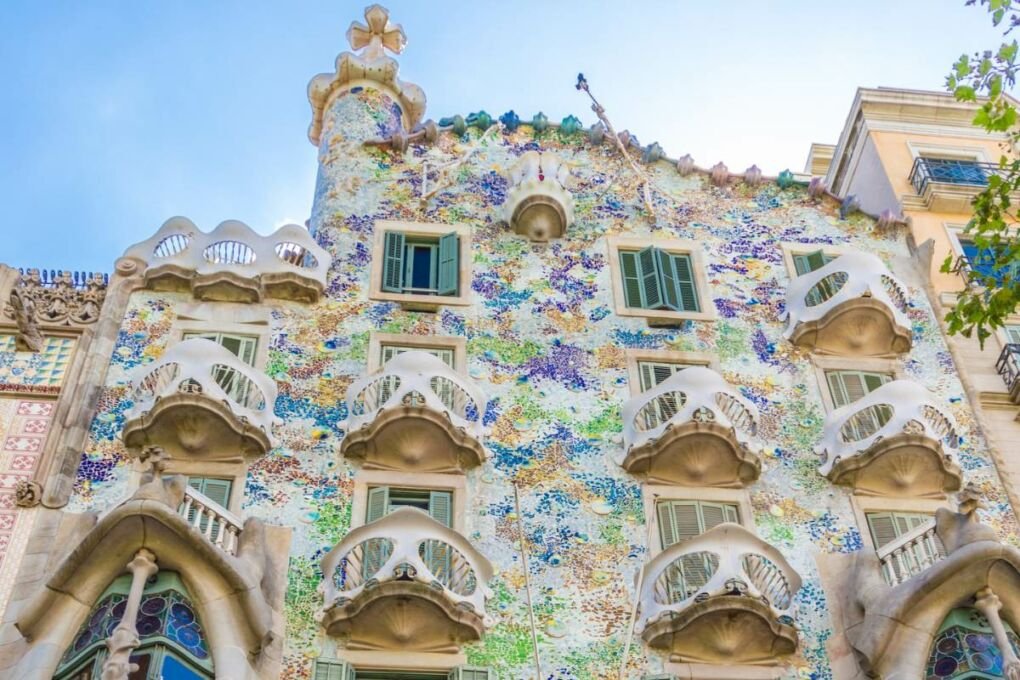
[437,232,460,296]
[657,501,702,549]
[619,250,644,308]
[366,486,389,523]
[638,246,663,309]
[312,659,353,680]
[827,370,890,408]
[382,231,405,292]
[381,344,455,368]
[363,487,391,581]
[657,248,681,311]
[638,361,685,391]
[428,490,453,527]
[699,502,738,529]
[425,491,453,582]
[450,667,493,680]
[186,477,232,533]
[866,512,899,548]
[671,254,699,312]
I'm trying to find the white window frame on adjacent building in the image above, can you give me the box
[369,220,473,310]
[607,236,715,324]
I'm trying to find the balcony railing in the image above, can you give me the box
[909,157,1002,196]
[876,520,946,586]
[121,217,331,303]
[178,486,243,556]
[124,338,280,455]
[637,523,801,642]
[784,252,912,356]
[623,367,758,451]
[997,343,1020,401]
[319,507,493,624]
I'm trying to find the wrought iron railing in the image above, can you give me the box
[997,343,1020,396]
[909,157,1002,196]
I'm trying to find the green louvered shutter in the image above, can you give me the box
[619,250,644,308]
[449,667,494,680]
[638,246,663,309]
[363,486,391,581]
[671,253,699,312]
[826,371,891,408]
[657,248,681,311]
[638,361,685,391]
[426,490,454,582]
[437,232,460,296]
[382,231,405,292]
[186,477,233,533]
[794,249,831,276]
[312,659,354,680]
[866,511,933,548]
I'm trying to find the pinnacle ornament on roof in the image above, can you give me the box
[307,4,426,145]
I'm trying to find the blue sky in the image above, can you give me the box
[0,1,1008,272]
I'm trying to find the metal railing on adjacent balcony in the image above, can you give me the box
[622,366,758,453]
[876,520,946,586]
[818,380,959,477]
[121,216,332,302]
[319,507,493,623]
[178,486,243,556]
[126,338,281,443]
[342,351,486,441]
[637,523,801,633]
[909,157,1002,196]
[997,343,1020,401]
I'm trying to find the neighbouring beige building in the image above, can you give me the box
[0,8,1018,680]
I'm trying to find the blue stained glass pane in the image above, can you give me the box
[136,614,162,637]
[170,601,196,625]
[161,654,207,679]
[140,595,167,617]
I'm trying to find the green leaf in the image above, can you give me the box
[955,84,978,101]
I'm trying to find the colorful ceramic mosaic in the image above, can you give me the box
[0,334,76,389]
[67,85,1020,680]
[0,398,53,566]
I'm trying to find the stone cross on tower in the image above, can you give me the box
[347,4,406,61]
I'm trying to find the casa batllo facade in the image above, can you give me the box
[0,5,1019,680]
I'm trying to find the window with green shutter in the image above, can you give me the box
[655,500,739,600]
[312,659,356,680]
[792,249,834,276]
[378,344,457,407]
[182,332,259,403]
[619,247,699,312]
[184,476,233,534]
[381,231,460,296]
[865,511,933,548]
[637,361,689,427]
[381,344,455,367]
[365,487,454,580]
[825,370,892,408]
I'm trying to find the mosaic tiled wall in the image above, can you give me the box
[68,88,1020,680]
[0,334,76,394]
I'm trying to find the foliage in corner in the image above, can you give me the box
[943,0,1020,345]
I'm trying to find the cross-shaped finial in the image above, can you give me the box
[346,5,406,61]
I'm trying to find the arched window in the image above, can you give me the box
[55,571,212,679]
[927,607,1020,679]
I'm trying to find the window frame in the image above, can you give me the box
[642,484,753,556]
[850,495,945,552]
[808,354,904,414]
[172,310,271,373]
[624,349,716,397]
[368,332,467,374]
[779,242,852,282]
[607,236,715,324]
[370,220,472,310]
[350,470,466,534]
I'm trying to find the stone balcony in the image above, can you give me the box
[123,338,281,461]
[121,217,331,303]
[784,252,912,356]
[339,351,487,473]
[637,523,802,664]
[620,367,760,487]
[179,485,244,556]
[817,380,962,497]
[845,487,1020,678]
[317,507,493,652]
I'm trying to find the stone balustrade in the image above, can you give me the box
[123,338,281,459]
[620,367,760,486]
[637,523,801,663]
[317,507,493,650]
[121,217,331,303]
[339,351,487,472]
[817,380,962,496]
[178,486,243,556]
[875,519,945,586]
[784,251,912,356]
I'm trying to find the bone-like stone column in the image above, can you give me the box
[974,586,1020,680]
[101,549,158,680]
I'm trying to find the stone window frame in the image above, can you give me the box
[624,348,718,397]
[779,241,855,281]
[349,469,468,535]
[367,332,468,374]
[170,304,273,372]
[662,661,786,680]
[850,495,946,553]
[606,236,716,324]
[129,458,248,515]
[337,650,469,675]
[808,354,906,414]
[641,483,754,557]
[906,141,993,165]
[369,220,473,311]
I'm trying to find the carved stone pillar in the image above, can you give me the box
[974,586,1020,680]
[101,549,158,680]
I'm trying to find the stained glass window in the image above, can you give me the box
[926,607,1020,679]
[56,572,212,679]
